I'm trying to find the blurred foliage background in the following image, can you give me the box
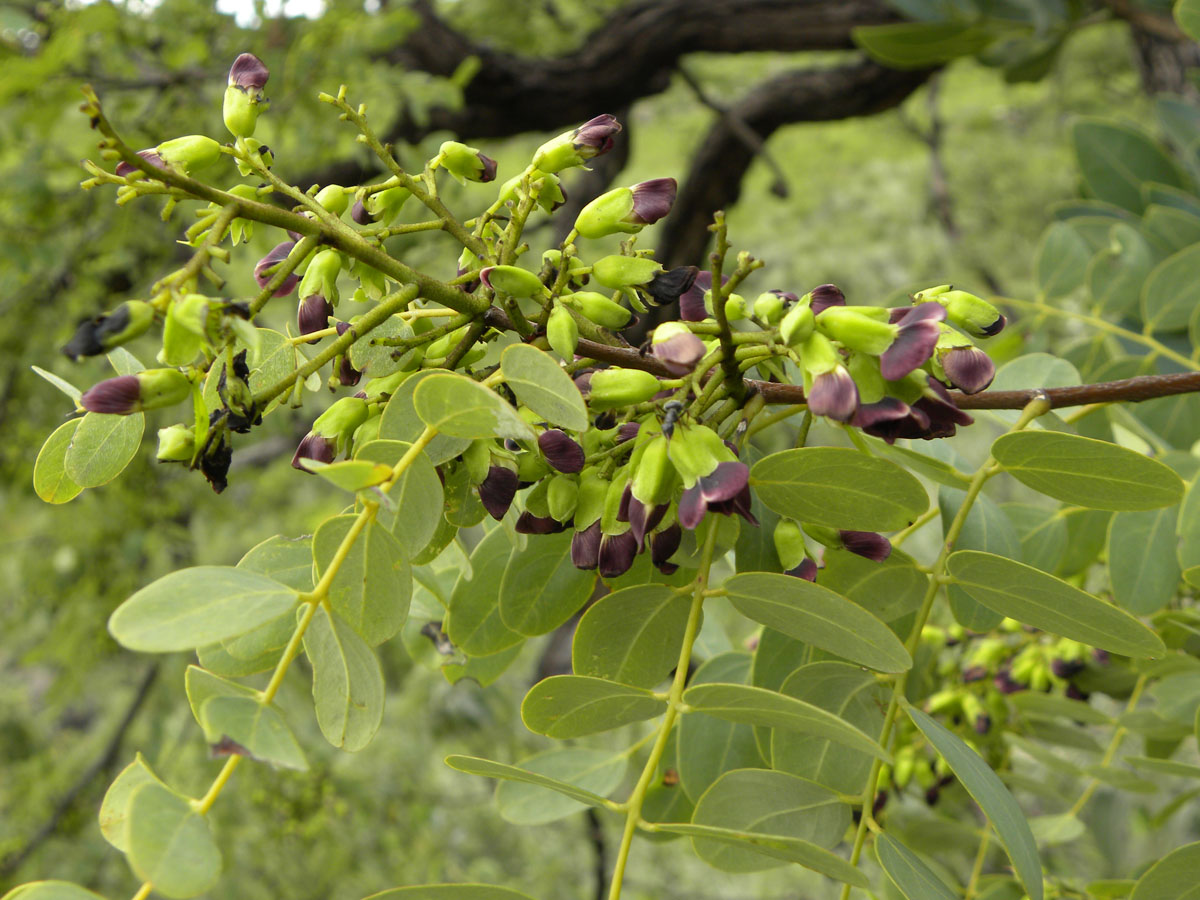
[0,1,1192,897]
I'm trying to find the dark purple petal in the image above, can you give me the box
[628,497,649,546]
[851,397,912,429]
[940,346,995,394]
[880,321,941,381]
[477,152,498,183]
[351,199,375,225]
[651,523,682,571]
[80,375,141,414]
[913,377,973,438]
[298,293,333,338]
[809,284,845,315]
[338,356,362,387]
[515,512,567,534]
[839,530,891,562]
[807,369,859,422]
[574,114,622,156]
[786,558,818,581]
[598,531,638,578]
[652,330,706,376]
[771,290,800,304]
[116,149,166,178]
[993,669,1025,695]
[629,178,676,226]
[229,53,269,91]
[962,665,988,683]
[678,270,712,322]
[573,371,593,396]
[643,504,668,537]
[538,429,585,473]
[478,466,519,520]
[897,301,947,327]
[571,521,602,570]
[291,432,335,471]
[254,241,299,298]
[617,483,632,523]
[647,266,699,305]
[678,484,707,530]
[980,314,1007,337]
[616,422,640,443]
[697,461,749,504]
[708,482,758,526]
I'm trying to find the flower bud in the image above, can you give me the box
[779,301,814,347]
[299,250,343,306]
[588,368,661,410]
[598,530,639,578]
[80,368,191,415]
[574,178,676,239]
[807,284,846,315]
[666,426,723,488]
[538,429,586,473]
[917,288,1005,339]
[815,306,896,355]
[650,523,682,573]
[313,184,350,217]
[773,520,807,571]
[724,294,747,322]
[438,141,497,184]
[480,265,545,299]
[753,292,785,326]
[516,512,568,535]
[786,558,819,581]
[479,465,519,519]
[590,255,663,290]
[156,135,222,174]
[311,397,369,455]
[571,521,602,570]
[564,291,632,330]
[116,149,167,178]
[366,186,411,224]
[254,241,300,297]
[630,435,671,506]
[156,424,194,462]
[223,53,270,137]
[62,300,155,360]
[532,114,622,173]
[298,293,333,339]
[546,306,579,360]
[292,433,336,472]
[651,322,705,376]
[160,294,211,366]
[574,469,609,530]
[933,326,995,394]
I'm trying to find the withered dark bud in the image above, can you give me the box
[538,429,585,473]
[199,427,233,494]
[479,466,519,520]
[646,266,699,306]
[62,300,154,360]
[839,530,891,562]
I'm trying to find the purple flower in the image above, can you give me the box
[806,368,859,423]
[629,178,676,226]
[677,461,750,529]
[598,530,639,578]
[939,346,995,394]
[291,432,336,471]
[651,523,682,574]
[538,429,585,473]
[786,558,819,581]
[809,284,845,315]
[298,293,333,338]
[647,266,699,306]
[615,422,640,443]
[478,153,498,183]
[879,302,945,381]
[962,665,988,683]
[229,53,269,91]
[679,271,712,322]
[574,114,622,158]
[116,149,167,178]
[839,531,891,562]
[351,199,375,225]
[338,356,362,387]
[479,466,519,520]
[628,498,668,547]
[651,323,706,376]
[254,241,299,297]
[571,521,602,570]
[80,375,141,414]
[515,512,568,535]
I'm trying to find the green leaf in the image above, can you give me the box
[499,530,596,636]
[301,458,393,490]
[64,411,144,488]
[34,420,84,504]
[1009,691,1112,726]
[521,675,666,739]
[0,883,107,900]
[1029,813,1085,845]
[941,488,1018,631]
[1126,756,1200,779]
[874,833,958,900]
[378,370,472,465]
[1130,840,1200,900]
[237,534,313,591]
[1072,118,1188,214]
[124,782,222,899]
[349,314,415,377]
[313,515,412,646]
[413,372,534,441]
[1034,222,1091,299]
[1003,503,1067,574]
[493,748,625,825]
[865,438,971,488]
[571,584,690,688]
[1088,880,1137,900]
[445,527,524,656]
[771,662,887,795]
[1057,508,1113,576]
[820,548,928,623]
[724,572,911,672]
[990,353,1080,425]
[1142,204,1200,254]
[107,347,145,375]
[500,344,588,432]
[853,21,995,68]
[1177,473,1200,570]
[184,665,259,726]
[1108,507,1180,616]
[199,695,307,770]
[108,567,299,652]
[362,886,537,900]
[751,448,927,531]
[99,754,168,852]
[677,653,763,802]
[907,706,1043,900]
[442,463,488,528]
[947,551,1165,658]
[356,440,444,556]
[684,769,852,876]
[992,431,1183,510]
[445,754,613,811]
[1142,244,1200,333]
[1177,0,1200,45]
[682,683,889,762]
[30,365,82,403]
[1086,222,1154,316]
[303,605,385,752]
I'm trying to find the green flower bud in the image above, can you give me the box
[438,141,498,184]
[564,291,631,330]
[846,351,886,404]
[314,184,350,217]
[798,331,841,378]
[631,435,671,505]
[667,426,722,488]
[61,300,155,361]
[912,284,952,300]
[754,292,785,326]
[574,467,609,530]
[587,368,661,409]
[517,449,551,483]
[366,186,411,224]
[590,255,663,289]
[312,397,369,456]
[156,424,195,461]
[919,288,1006,338]
[574,180,675,238]
[480,265,545,299]
[159,294,211,366]
[299,250,343,306]
[779,301,815,347]
[601,466,630,533]
[156,135,222,174]
[773,519,807,571]
[547,474,579,521]
[136,368,192,410]
[223,85,260,138]
[547,306,579,360]
[815,306,897,356]
[462,439,493,485]
[233,137,273,177]
[532,114,622,174]
[724,294,747,322]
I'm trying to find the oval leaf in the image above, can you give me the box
[445,527,525,656]
[304,605,385,752]
[99,755,167,852]
[992,431,1183,510]
[34,419,84,504]
[875,833,958,900]
[1072,118,1187,214]
[0,883,108,900]
[1130,841,1200,900]
[378,370,472,465]
[125,782,222,899]
[572,584,689,688]
[413,372,534,441]
[108,567,298,652]
[1142,243,1200,333]
[356,440,444,556]
[493,748,625,825]
[677,653,763,802]
[64,411,144,488]
[724,572,911,672]
[501,344,588,431]
[314,515,411,646]
[1108,507,1180,616]
[750,447,927,531]
[499,530,596,636]
[946,551,1166,658]
[521,675,665,739]
[445,754,613,811]
[199,695,307,770]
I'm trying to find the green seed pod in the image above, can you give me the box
[156,424,195,462]
[772,519,807,571]
[299,249,343,306]
[564,291,631,330]
[546,306,579,360]
[630,435,671,505]
[481,265,546,299]
[587,368,661,410]
[156,135,222,173]
[547,474,579,521]
[462,439,493,485]
[314,184,350,217]
[574,467,609,530]
[779,302,814,347]
[590,255,663,289]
